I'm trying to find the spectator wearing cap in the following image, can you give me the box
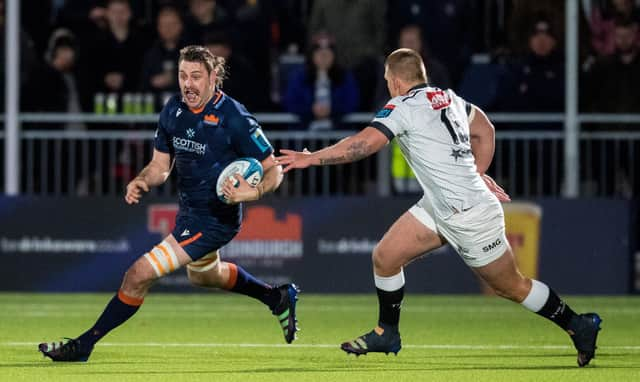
[283,34,359,130]
[22,28,89,129]
[203,32,268,111]
[496,17,565,115]
[584,18,640,113]
[140,5,186,109]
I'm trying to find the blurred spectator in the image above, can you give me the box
[54,0,108,38]
[184,0,230,45]
[140,5,185,109]
[204,32,267,111]
[222,0,273,111]
[20,0,52,56]
[283,34,359,130]
[273,0,310,53]
[22,29,88,130]
[91,0,148,95]
[496,17,565,114]
[387,0,476,87]
[590,0,640,55]
[309,0,386,111]
[0,0,38,113]
[584,18,640,113]
[508,0,564,55]
[398,25,452,89]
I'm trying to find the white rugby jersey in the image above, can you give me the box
[371,84,490,219]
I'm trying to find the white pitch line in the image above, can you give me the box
[4,342,640,350]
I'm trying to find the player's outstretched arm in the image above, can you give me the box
[222,155,283,203]
[469,105,510,202]
[276,127,389,173]
[125,149,172,205]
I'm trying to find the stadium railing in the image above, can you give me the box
[1,112,639,198]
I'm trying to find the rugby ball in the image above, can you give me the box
[216,157,263,203]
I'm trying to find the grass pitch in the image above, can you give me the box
[0,293,638,381]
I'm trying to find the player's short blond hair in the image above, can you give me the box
[385,48,427,84]
[179,45,226,87]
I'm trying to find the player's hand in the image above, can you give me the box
[275,149,314,173]
[482,174,511,202]
[222,174,258,204]
[125,178,149,205]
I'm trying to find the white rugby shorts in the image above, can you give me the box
[409,196,508,267]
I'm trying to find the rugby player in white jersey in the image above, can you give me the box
[276,48,601,367]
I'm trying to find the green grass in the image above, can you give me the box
[1,293,639,381]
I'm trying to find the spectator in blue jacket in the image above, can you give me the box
[283,34,359,130]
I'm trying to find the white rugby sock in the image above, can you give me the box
[374,270,405,292]
[521,279,550,312]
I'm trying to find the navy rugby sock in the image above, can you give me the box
[225,262,280,310]
[77,290,143,349]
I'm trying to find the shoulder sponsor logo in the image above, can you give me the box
[180,229,190,237]
[251,127,271,152]
[176,108,182,117]
[427,90,451,110]
[375,104,395,118]
[482,238,503,253]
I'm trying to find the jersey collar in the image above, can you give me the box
[408,83,428,92]
[185,89,225,114]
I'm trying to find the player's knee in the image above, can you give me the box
[123,260,156,290]
[372,245,398,272]
[493,278,530,302]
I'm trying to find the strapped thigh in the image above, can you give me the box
[144,240,180,277]
[186,250,221,273]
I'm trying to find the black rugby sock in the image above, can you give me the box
[535,288,578,330]
[376,286,404,328]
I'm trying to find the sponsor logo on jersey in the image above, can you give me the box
[172,136,206,155]
[482,238,503,253]
[176,108,182,117]
[186,128,195,138]
[180,229,190,237]
[251,127,271,152]
[427,90,451,110]
[375,104,395,118]
[203,114,220,126]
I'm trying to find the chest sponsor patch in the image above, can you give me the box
[375,104,396,118]
[427,90,451,110]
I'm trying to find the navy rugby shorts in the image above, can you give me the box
[171,210,240,261]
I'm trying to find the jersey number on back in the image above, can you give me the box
[440,109,469,145]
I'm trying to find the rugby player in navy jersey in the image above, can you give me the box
[39,45,299,362]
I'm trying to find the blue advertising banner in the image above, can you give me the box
[0,197,634,294]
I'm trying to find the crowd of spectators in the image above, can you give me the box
[2,0,639,130]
